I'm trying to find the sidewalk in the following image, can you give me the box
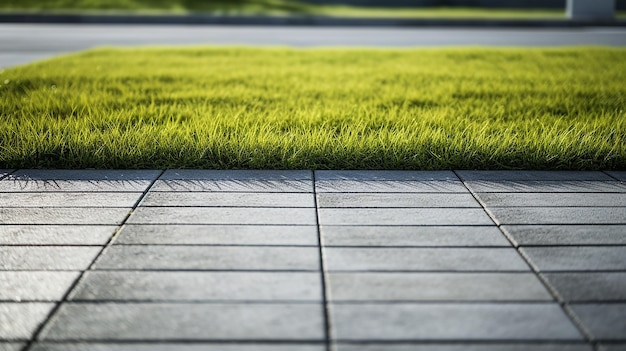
[1,169,625,351]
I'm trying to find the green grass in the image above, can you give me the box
[1,47,625,170]
[0,0,571,19]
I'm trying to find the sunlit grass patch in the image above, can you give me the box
[1,47,625,169]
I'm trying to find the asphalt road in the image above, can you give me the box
[1,24,626,68]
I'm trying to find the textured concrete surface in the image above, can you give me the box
[1,169,625,349]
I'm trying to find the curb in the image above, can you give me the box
[1,13,626,27]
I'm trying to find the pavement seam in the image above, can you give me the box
[602,170,623,182]
[21,169,165,351]
[452,170,596,345]
[312,170,333,351]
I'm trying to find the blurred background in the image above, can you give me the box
[0,0,624,19]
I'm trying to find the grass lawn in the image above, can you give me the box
[0,0,572,19]
[1,47,625,170]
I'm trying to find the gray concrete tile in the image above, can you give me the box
[321,226,510,247]
[464,181,626,193]
[141,192,314,207]
[501,225,626,246]
[599,344,626,351]
[328,273,551,301]
[127,207,316,225]
[0,192,142,208]
[0,303,55,340]
[317,193,479,208]
[335,343,592,351]
[10,169,160,181]
[521,247,626,272]
[477,193,626,207]
[488,207,626,225]
[569,304,626,340]
[151,179,313,193]
[315,180,467,193]
[543,273,626,302]
[0,272,80,301]
[318,209,493,226]
[161,169,312,180]
[70,271,321,301]
[315,170,458,181]
[94,246,319,271]
[0,247,100,270]
[606,171,626,181]
[0,225,117,245]
[457,170,613,181]
[114,225,318,246]
[0,343,26,351]
[331,303,582,341]
[31,344,325,351]
[0,208,130,225]
[0,180,152,192]
[39,303,324,341]
[324,248,529,272]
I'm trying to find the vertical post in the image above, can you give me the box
[567,0,615,20]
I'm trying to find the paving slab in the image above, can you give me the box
[0,208,131,225]
[114,224,318,246]
[0,225,117,245]
[334,343,592,351]
[569,304,626,340]
[127,207,316,225]
[330,303,582,341]
[151,179,313,192]
[30,344,325,351]
[0,179,152,192]
[488,207,626,225]
[9,169,161,181]
[328,273,551,301]
[324,248,529,271]
[464,181,626,193]
[0,192,142,208]
[457,171,613,181]
[316,193,479,208]
[0,343,25,351]
[501,225,626,246]
[605,171,626,181]
[315,170,459,181]
[315,180,467,193]
[476,193,626,207]
[39,303,324,341]
[0,271,80,301]
[70,271,322,301]
[543,273,626,302]
[321,226,510,247]
[0,246,101,270]
[318,208,493,226]
[141,192,314,207]
[94,246,319,271]
[161,169,312,180]
[521,247,626,272]
[0,303,55,340]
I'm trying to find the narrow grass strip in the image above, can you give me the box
[1,47,625,170]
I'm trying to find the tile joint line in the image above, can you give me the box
[21,169,167,351]
[312,170,333,351]
[451,170,595,345]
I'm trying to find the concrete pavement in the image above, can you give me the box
[1,169,625,351]
[2,24,626,68]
